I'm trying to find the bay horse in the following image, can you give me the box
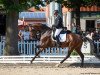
[30,24,95,67]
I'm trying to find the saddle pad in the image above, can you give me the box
[59,33,66,42]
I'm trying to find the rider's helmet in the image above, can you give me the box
[54,10,59,15]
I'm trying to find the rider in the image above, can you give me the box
[53,10,64,47]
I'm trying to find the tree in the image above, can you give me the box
[45,0,100,26]
[0,0,44,55]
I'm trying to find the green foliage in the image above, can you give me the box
[95,0,100,6]
[71,50,78,56]
[0,0,45,12]
[1,0,99,12]
[45,0,100,8]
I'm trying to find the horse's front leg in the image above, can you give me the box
[30,48,43,64]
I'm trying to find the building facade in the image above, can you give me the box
[46,2,100,31]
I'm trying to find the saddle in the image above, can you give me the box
[52,29,71,42]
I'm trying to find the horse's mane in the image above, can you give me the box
[41,24,51,30]
[40,24,52,34]
[67,30,72,34]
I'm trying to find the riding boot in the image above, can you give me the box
[56,36,61,47]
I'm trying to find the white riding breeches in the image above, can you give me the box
[54,29,62,37]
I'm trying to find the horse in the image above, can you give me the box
[30,24,95,67]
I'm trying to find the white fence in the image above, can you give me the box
[0,41,100,56]
[0,41,100,63]
[94,41,100,55]
[0,55,100,63]
[0,41,69,56]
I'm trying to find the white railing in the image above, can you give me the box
[0,55,100,63]
[94,41,100,55]
[0,41,100,56]
[0,41,100,63]
[0,41,68,56]
[0,41,5,55]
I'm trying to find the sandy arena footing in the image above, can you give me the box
[0,63,100,75]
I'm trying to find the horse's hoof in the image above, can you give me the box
[55,63,61,67]
[80,65,83,68]
[36,55,40,58]
[30,61,33,64]
[80,64,84,68]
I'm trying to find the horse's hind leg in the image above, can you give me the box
[55,48,73,67]
[75,48,84,67]
[60,50,72,64]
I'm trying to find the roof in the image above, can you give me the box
[19,12,46,19]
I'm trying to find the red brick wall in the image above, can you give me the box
[62,6,100,13]
[80,5,100,11]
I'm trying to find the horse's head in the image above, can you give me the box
[37,30,52,48]
[31,29,41,40]
[31,24,51,40]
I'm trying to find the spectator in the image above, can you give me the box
[71,23,77,33]
[92,30,99,41]
[18,26,31,41]
[23,26,31,41]
[19,26,31,55]
[76,25,81,34]
[18,26,25,41]
[86,31,93,40]
[98,31,100,41]
[28,25,35,41]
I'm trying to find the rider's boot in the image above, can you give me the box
[56,36,61,47]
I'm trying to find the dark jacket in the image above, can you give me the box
[54,15,63,28]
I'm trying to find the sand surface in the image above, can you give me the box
[0,63,100,75]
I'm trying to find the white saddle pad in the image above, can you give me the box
[59,33,66,42]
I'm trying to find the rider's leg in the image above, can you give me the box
[56,35,61,46]
[54,29,62,47]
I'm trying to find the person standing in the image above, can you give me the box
[71,23,77,33]
[23,26,30,41]
[22,26,31,54]
[18,26,25,41]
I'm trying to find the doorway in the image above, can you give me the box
[86,20,95,31]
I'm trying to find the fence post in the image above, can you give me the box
[97,41,100,55]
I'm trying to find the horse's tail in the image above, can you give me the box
[82,36,96,55]
[83,37,100,59]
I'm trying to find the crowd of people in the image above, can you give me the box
[18,23,100,42]
[71,23,100,42]
[86,30,100,41]
[18,25,38,41]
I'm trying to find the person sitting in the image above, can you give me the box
[53,10,64,47]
